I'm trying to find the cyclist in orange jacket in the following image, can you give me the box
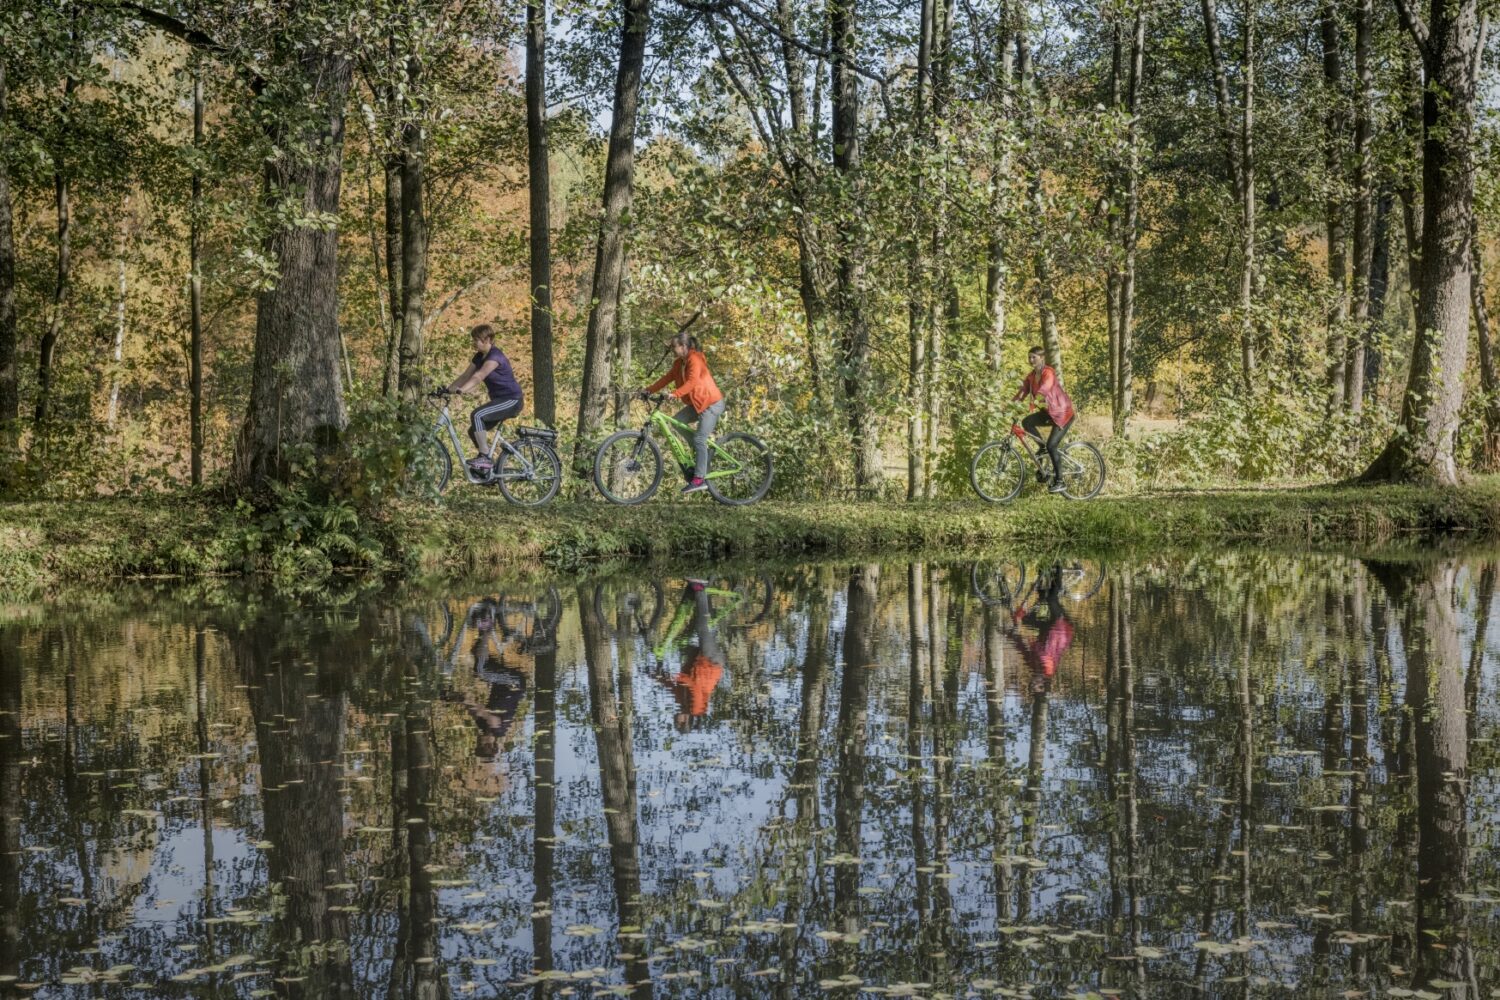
[1013,346,1075,493]
[640,331,725,495]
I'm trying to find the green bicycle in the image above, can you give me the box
[592,394,773,505]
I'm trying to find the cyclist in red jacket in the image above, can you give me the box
[640,332,725,495]
[1013,346,1075,493]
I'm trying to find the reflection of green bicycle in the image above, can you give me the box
[593,395,773,505]
[651,577,772,657]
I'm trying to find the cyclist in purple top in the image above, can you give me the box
[445,324,525,473]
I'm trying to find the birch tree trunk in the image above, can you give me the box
[526,0,556,426]
[1117,6,1144,434]
[1237,0,1256,391]
[397,42,428,397]
[574,0,650,476]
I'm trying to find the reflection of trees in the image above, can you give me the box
[578,587,652,1000]
[532,619,557,999]
[1,629,20,993]
[1375,561,1480,996]
[1104,573,1142,986]
[388,622,445,1000]
[834,566,878,926]
[232,611,358,999]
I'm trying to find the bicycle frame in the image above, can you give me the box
[639,399,744,480]
[432,399,539,485]
[1009,425,1088,480]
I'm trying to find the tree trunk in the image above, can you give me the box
[527,0,556,426]
[573,0,651,476]
[36,51,76,438]
[1366,190,1392,393]
[1117,6,1144,435]
[1396,51,1423,323]
[984,3,1014,377]
[1320,0,1348,410]
[381,154,403,398]
[905,0,932,501]
[1361,0,1480,484]
[1471,233,1500,469]
[190,67,205,485]
[834,565,878,918]
[0,57,18,447]
[1107,22,1123,429]
[1345,0,1374,412]
[831,0,880,488]
[1198,0,1244,202]
[923,1,950,499]
[107,201,129,428]
[233,51,353,491]
[1237,0,1256,391]
[397,48,428,397]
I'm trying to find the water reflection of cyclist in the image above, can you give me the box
[1007,569,1074,691]
[454,599,527,760]
[653,580,725,732]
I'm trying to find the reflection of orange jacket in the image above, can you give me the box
[647,350,723,415]
[671,654,724,716]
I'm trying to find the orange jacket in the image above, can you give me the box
[647,350,723,414]
[1014,366,1075,427]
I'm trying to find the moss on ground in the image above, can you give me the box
[4,478,1499,596]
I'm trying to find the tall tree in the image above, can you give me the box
[1319,0,1348,410]
[1361,0,1483,483]
[574,0,652,475]
[0,54,17,450]
[128,3,355,492]
[1471,234,1500,469]
[1199,0,1256,389]
[396,22,428,398]
[831,0,880,487]
[189,60,205,484]
[1115,2,1145,434]
[34,6,80,438]
[1345,0,1375,412]
[526,0,556,427]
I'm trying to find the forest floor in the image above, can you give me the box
[3,477,1498,597]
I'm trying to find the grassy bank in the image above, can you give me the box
[4,478,1499,596]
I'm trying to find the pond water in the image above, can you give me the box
[1,552,1498,998]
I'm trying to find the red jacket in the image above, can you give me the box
[670,655,724,716]
[1014,366,1075,427]
[648,350,723,415]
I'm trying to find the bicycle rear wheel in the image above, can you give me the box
[498,440,562,507]
[594,431,664,505]
[706,433,773,505]
[1060,442,1106,500]
[970,440,1026,503]
[970,562,1027,607]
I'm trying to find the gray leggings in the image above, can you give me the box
[676,398,725,478]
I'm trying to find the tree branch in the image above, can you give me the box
[674,0,897,92]
[104,2,266,92]
[1390,0,1430,60]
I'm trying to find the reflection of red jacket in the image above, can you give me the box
[1014,366,1075,426]
[1009,616,1074,677]
[669,654,723,716]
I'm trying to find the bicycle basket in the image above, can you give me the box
[517,425,559,444]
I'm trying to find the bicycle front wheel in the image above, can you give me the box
[406,435,452,497]
[498,441,562,507]
[594,431,663,505]
[1060,442,1106,500]
[706,433,773,505]
[970,440,1026,503]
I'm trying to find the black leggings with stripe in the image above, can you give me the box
[470,396,522,453]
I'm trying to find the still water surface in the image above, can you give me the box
[1,553,1498,998]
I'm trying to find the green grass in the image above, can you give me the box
[4,478,1499,597]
